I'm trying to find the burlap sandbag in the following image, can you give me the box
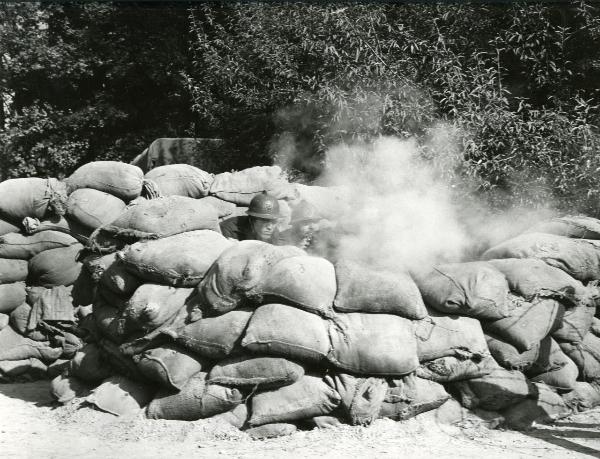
[198,241,304,315]
[0,219,20,236]
[200,196,236,219]
[146,372,243,421]
[416,354,497,383]
[530,354,578,392]
[93,298,127,343]
[0,282,27,314]
[209,166,294,206]
[98,257,142,297]
[0,312,8,330]
[483,296,564,352]
[526,215,600,240]
[552,302,596,343]
[502,383,572,430]
[0,259,27,286]
[258,255,336,317]
[0,326,61,363]
[592,317,600,337]
[333,260,426,319]
[0,357,47,382]
[248,374,341,426]
[378,375,450,421]
[562,381,600,412]
[246,423,297,439]
[67,161,144,202]
[0,177,67,224]
[88,375,155,416]
[28,244,83,287]
[211,403,248,429]
[135,343,207,391]
[123,284,193,335]
[208,355,304,389]
[486,334,550,372]
[66,188,126,230]
[9,302,30,334]
[119,230,233,287]
[242,304,330,364]
[488,258,587,301]
[0,231,78,260]
[559,332,600,381]
[413,312,489,362]
[145,164,213,198]
[482,232,600,282]
[166,308,252,360]
[327,312,419,376]
[412,262,510,320]
[450,368,534,411]
[92,195,220,244]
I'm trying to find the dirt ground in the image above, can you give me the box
[1,381,599,459]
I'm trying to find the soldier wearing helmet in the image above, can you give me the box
[219,192,282,243]
[278,200,322,250]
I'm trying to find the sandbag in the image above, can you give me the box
[0,177,67,224]
[208,355,304,389]
[249,374,341,426]
[289,184,351,220]
[488,258,587,302]
[327,312,418,376]
[67,161,144,202]
[145,164,213,198]
[552,302,596,343]
[123,284,193,335]
[9,302,30,335]
[146,372,242,421]
[483,296,564,352]
[209,166,294,206]
[0,231,79,260]
[0,282,27,314]
[88,375,154,416]
[28,244,83,287]
[0,219,20,236]
[246,423,297,439]
[258,256,336,317]
[562,381,600,412]
[0,358,47,381]
[486,334,550,372]
[200,196,236,219]
[119,230,233,287]
[66,188,126,230]
[450,368,534,411]
[50,374,91,404]
[412,262,510,320]
[211,404,248,429]
[135,344,207,391]
[416,354,497,383]
[0,326,61,363]
[502,383,571,429]
[592,317,600,337]
[0,313,8,330]
[93,299,127,343]
[530,355,578,391]
[414,312,489,362]
[98,258,142,297]
[199,241,304,315]
[242,304,330,364]
[324,373,386,426]
[559,332,600,381]
[69,343,113,383]
[526,216,600,239]
[95,195,220,243]
[333,260,426,319]
[46,358,70,379]
[0,258,27,284]
[378,375,450,421]
[166,308,252,360]
[482,232,600,282]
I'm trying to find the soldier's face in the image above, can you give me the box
[296,221,318,237]
[251,217,276,241]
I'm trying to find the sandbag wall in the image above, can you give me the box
[2,161,600,438]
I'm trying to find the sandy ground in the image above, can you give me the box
[0,381,599,459]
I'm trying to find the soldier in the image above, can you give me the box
[279,200,321,250]
[219,192,282,243]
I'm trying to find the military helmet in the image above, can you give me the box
[246,192,281,220]
[291,200,320,224]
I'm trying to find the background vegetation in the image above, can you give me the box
[2,2,600,214]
